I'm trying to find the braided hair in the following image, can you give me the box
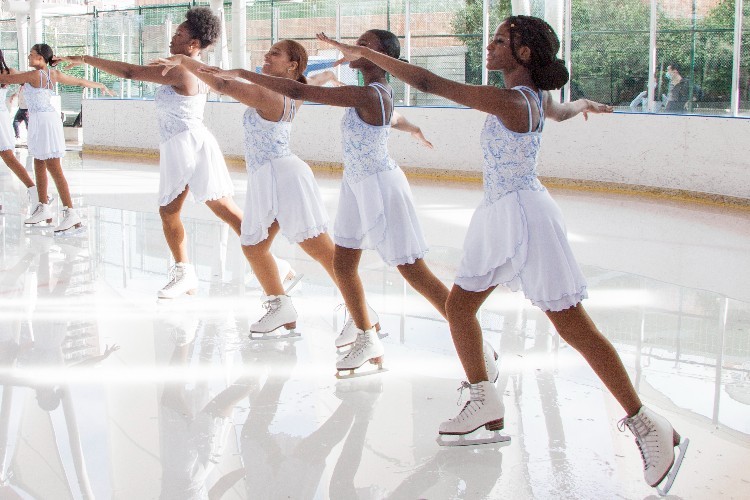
[506,15,568,90]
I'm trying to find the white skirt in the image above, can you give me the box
[0,109,14,151]
[241,154,329,246]
[455,189,588,312]
[27,111,65,160]
[158,126,234,206]
[334,167,428,266]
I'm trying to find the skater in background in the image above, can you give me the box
[201,29,498,378]
[0,44,109,233]
[318,15,688,495]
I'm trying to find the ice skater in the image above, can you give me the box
[202,29,498,378]
[0,44,111,235]
[317,15,688,495]
[155,40,337,339]
[0,49,37,214]
[58,7,257,298]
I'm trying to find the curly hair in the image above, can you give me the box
[506,15,568,91]
[365,29,400,59]
[184,7,221,49]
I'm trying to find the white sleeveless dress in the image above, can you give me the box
[334,82,428,266]
[0,87,14,151]
[25,69,65,160]
[455,86,588,311]
[240,97,329,246]
[155,83,234,206]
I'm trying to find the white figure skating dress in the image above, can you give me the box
[334,82,428,266]
[240,97,329,245]
[25,69,65,160]
[0,87,15,151]
[454,86,588,311]
[155,83,234,206]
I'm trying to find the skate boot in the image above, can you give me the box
[336,327,385,378]
[336,304,382,349]
[158,262,199,299]
[619,406,689,495]
[483,340,499,383]
[273,255,302,293]
[54,206,84,236]
[27,186,39,207]
[437,381,510,446]
[249,294,299,340]
[25,201,53,226]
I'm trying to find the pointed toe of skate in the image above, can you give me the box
[437,381,510,447]
[335,327,385,378]
[248,295,300,341]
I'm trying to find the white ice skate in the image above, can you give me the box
[158,262,199,299]
[619,406,689,496]
[335,303,384,349]
[336,328,385,378]
[483,340,499,384]
[27,186,39,207]
[54,206,84,236]
[24,201,53,226]
[249,294,300,341]
[273,255,303,293]
[437,380,511,446]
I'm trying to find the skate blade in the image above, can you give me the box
[284,272,304,294]
[54,225,86,237]
[335,365,387,380]
[436,431,511,447]
[249,329,301,342]
[656,437,689,496]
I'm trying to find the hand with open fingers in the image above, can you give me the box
[412,130,434,149]
[149,55,184,76]
[100,86,116,97]
[54,55,83,69]
[316,33,365,63]
[198,65,240,80]
[581,99,613,120]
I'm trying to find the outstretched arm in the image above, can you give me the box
[542,92,613,121]
[58,55,187,89]
[199,65,373,108]
[0,71,38,86]
[391,111,433,149]
[52,70,115,96]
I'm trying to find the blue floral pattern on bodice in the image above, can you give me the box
[481,87,546,205]
[341,84,397,183]
[243,107,293,172]
[154,84,206,143]
[24,70,56,113]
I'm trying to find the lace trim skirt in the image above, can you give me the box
[158,126,234,206]
[334,167,428,266]
[0,109,14,151]
[455,189,588,312]
[241,154,329,246]
[27,111,65,160]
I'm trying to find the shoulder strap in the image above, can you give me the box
[369,82,393,126]
[280,96,296,123]
[514,85,544,133]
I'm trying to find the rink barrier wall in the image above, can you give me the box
[82,99,750,206]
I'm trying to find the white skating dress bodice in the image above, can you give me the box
[23,69,56,113]
[154,83,207,143]
[0,87,8,112]
[481,85,546,205]
[243,96,295,172]
[340,82,397,183]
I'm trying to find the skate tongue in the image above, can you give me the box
[455,381,471,405]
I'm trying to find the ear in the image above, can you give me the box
[516,45,531,63]
[288,61,298,73]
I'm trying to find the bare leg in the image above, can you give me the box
[298,233,337,284]
[396,258,450,319]
[0,150,34,188]
[445,284,496,383]
[242,221,284,296]
[205,196,243,236]
[333,245,371,330]
[43,158,73,208]
[546,304,642,416]
[33,159,47,203]
[159,188,191,263]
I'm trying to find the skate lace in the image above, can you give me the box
[619,414,658,470]
[162,266,181,290]
[31,202,45,217]
[449,381,487,422]
[343,330,372,360]
[258,297,282,321]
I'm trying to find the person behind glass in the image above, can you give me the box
[664,63,692,113]
[0,43,111,235]
[11,86,29,141]
[318,16,688,495]
[58,7,243,298]
[199,30,466,376]
[0,49,37,212]
[156,40,336,337]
